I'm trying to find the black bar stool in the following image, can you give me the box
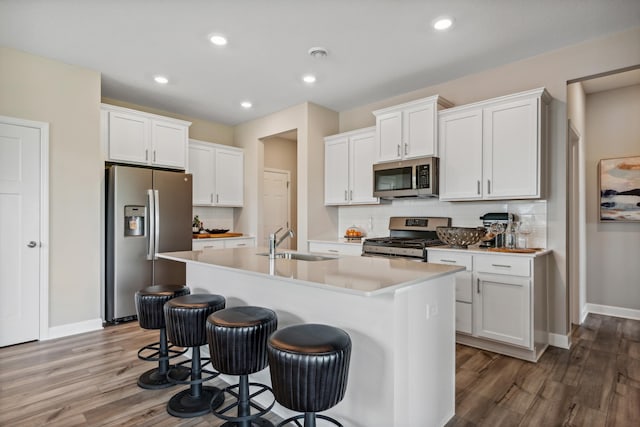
[164,294,226,418]
[206,306,278,426]
[267,324,352,427]
[134,285,191,389]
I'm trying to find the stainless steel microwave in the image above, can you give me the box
[373,157,439,199]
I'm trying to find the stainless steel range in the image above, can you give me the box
[362,217,452,259]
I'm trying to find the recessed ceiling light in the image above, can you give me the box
[302,74,316,84]
[433,17,454,31]
[154,75,169,84]
[241,101,252,109]
[308,47,328,58]
[209,34,228,46]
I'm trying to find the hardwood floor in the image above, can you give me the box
[0,313,638,426]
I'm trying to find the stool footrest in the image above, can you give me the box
[211,382,275,423]
[277,414,343,427]
[167,358,219,385]
[137,341,187,362]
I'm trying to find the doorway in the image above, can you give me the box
[263,169,292,250]
[0,115,49,347]
[262,130,298,250]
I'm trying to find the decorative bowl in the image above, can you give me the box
[436,226,486,249]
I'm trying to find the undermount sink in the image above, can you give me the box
[256,252,337,261]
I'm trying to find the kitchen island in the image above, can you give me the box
[159,248,463,427]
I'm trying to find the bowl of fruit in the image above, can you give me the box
[345,225,364,240]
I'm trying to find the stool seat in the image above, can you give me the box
[268,324,351,426]
[134,285,190,389]
[164,293,226,418]
[207,306,278,426]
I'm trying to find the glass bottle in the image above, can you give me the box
[505,220,518,249]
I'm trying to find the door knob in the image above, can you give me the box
[27,241,38,248]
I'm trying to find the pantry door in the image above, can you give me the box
[263,169,291,249]
[0,117,48,347]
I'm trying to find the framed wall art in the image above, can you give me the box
[599,155,640,222]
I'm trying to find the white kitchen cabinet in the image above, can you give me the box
[308,240,363,256]
[324,127,379,206]
[188,139,244,207]
[373,95,453,162]
[101,104,190,169]
[438,88,550,201]
[428,248,550,362]
[192,237,255,251]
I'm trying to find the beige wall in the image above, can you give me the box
[0,46,102,327]
[264,136,298,248]
[585,84,640,310]
[234,103,338,248]
[101,97,234,146]
[338,26,640,336]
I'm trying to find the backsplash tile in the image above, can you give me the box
[338,199,548,248]
[192,206,234,231]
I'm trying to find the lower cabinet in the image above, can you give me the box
[428,249,549,362]
[308,240,363,256]
[192,237,255,251]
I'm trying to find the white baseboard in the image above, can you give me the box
[548,332,571,349]
[580,305,589,324]
[45,318,103,340]
[586,303,640,321]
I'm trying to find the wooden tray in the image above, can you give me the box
[193,233,243,239]
[487,247,541,254]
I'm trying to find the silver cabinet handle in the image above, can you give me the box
[27,241,38,248]
[477,180,480,195]
[236,243,247,247]
[491,264,512,268]
[404,143,408,155]
[216,194,219,203]
[344,190,348,201]
[349,190,353,200]
[210,193,214,203]
[328,249,339,253]
[145,149,149,161]
[477,278,480,294]
[440,259,457,263]
[487,180,491,194]
[153,150,157,162]
[397,144,401,157]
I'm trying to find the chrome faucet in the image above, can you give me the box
[269,227,295,259]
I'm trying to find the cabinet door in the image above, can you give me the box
[404,102,437,158]
[324,137,350,205]
[483,98,539,199]
[215,148,244,206]
[375,110,402,162]
[438,109,484,200]
[151,120,187,169]
[188,143,215,205]
[349,131,378,204]
[474,273,531,348]
[108,111,149,164]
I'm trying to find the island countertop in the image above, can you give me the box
[158,247,463,296]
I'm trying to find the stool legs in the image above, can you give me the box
[137,327,189,389]
[166,346,224,418]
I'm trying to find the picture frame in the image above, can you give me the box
[599,155,640,222]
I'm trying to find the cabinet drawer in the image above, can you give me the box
[455,301,472,334]
[454,271,473,303]
[225,238,255,249]
[427,251,472,271]
[475,255,530,277]
[192,240,224,250]
[308,242,363,256]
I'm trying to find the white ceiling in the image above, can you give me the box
[1,0,639,126]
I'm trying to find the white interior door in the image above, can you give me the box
[263,169,291,249]
[0,121,42,347]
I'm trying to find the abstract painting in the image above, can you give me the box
[599,155,640,222]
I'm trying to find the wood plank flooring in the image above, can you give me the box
[0,313,638,426]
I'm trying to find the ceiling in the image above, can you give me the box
[1,1,639,126]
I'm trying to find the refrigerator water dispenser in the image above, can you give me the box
[124,205,146,237]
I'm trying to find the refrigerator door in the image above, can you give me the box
[106,166,153,322]
[151,169,192,285]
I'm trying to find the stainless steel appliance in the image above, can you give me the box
[105,165,193,323]
[373,157,439,199]
[479,212,514,248]
[362,216,451,259]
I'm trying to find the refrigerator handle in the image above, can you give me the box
[154,189,160,260]
[146,189,155,260]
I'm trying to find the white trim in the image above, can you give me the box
[580,305,590,324]
[548,332,571,349]
[0,115,50,341]
[586,303,640,321]
[45,318,103,340]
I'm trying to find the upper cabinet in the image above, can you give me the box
[188,139,244,207]
[325,127,379,206]
[101,104,191,170]
[373,95,453,162]
[438,88,551,201]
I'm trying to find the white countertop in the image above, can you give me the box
[426,245,552,257]
[158,247,462,296]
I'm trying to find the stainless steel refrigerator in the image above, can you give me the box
[105,165,192,323]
